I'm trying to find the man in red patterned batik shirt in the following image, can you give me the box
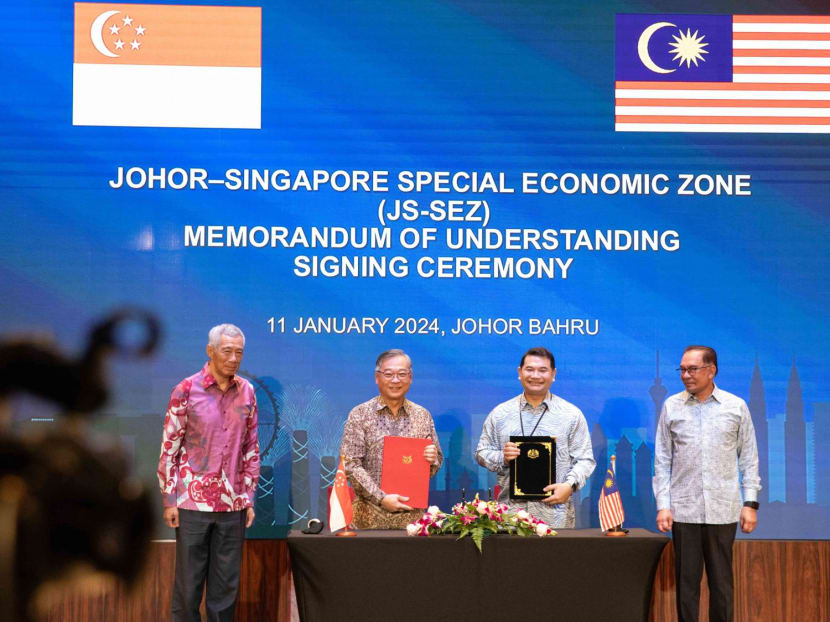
[158,323,260,622]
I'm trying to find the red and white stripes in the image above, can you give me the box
[615,15,830,133]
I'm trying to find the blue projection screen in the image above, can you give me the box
[1,0,828,538]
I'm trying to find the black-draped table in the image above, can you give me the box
[288,528,668,622]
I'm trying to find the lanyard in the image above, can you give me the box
[519,401,549,437]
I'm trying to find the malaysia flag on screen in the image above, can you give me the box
[73,3,261,128]
[615,14,830,133]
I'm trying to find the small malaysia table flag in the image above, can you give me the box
[599,454,625,533]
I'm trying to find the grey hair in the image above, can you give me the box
[374,349,412,372]
[208,323,246,347]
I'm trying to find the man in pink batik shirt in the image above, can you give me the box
[158,323,260,622]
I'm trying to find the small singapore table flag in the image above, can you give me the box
[329,457,353,533]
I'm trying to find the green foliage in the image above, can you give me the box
[409,494,556,554]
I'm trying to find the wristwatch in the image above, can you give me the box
[570,482,578,492]
[743,501,760,510]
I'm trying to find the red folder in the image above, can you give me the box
[380,436,431,509]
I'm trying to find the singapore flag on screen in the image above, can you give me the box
[615,14,830,133]
[73,3,261,129]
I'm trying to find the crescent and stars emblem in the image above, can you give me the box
[637,22,709,74]
[89,10,148,58]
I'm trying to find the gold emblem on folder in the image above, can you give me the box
[527,449,540,459]
[402,455,412,464]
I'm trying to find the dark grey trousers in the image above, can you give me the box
[172,509,246,622]
[672,521,738,622]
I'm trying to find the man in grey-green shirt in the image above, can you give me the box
[475,347,595,528]
[653,345,760,622]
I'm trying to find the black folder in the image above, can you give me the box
[508,435,557,501]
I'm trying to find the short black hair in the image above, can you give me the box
[683,345,718,375]
[520,347,555,369]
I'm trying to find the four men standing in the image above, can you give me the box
[158,334,761,622]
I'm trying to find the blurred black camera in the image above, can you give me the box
[0,309,160,621]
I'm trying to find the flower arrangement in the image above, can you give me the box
[406,495,556,552]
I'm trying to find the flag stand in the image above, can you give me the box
[335,524,357,537]
[605,524,627,537]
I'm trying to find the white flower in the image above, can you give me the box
[406,524,419,536]
[435,519,444,528]
[427,505,441,516]
[535,523,549,537]
[476,501,488,514]
[516,509,530,520]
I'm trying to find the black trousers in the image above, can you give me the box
[172,509,246,622]
[672,521,737,622]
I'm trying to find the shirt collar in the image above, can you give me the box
[376,395,411,417]
[682,384,722,404]
[520,391,554,411]
[200,361,241,390]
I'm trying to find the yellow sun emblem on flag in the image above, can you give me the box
[605,478,613,488]
[669,28,709,68]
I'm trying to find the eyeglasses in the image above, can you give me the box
[378,370,411,380]
[676,365,712,375]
